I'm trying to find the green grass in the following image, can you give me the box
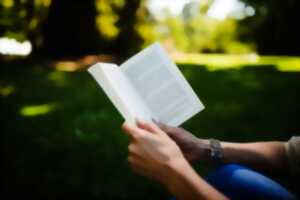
[173,53,300,72]
[1,59,300,199]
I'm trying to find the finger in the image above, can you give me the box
[122,121,146,140]
[128,155,139,165]
[121,122,135,140]
[128,143,142,157]
[128,143,136,153]
[136,119,163,135]
[128,156,145,172]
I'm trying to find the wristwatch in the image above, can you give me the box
[209,139,223,165]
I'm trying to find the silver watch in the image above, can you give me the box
[209,139,223,165]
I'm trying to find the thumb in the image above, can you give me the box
[137,119,164,135]
[122,122,145,140]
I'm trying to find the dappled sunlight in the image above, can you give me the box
[54,61,81,72]
[53,55,115,72]
[0,85,16,96]
[47,71,67,86]
[207,0,255,20]
[261,57,300,72]
[2,0,14,8]
[0,37,32,56]
[173,52,259,69]
[51,53,300,73]
[19,103,56,117]
[173,53,300,72]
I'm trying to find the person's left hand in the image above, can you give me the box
[154,121,209,163]
[122,120,189,185]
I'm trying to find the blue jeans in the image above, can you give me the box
[204,164,296,200]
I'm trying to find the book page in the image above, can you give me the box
[88,63,152,124]
[121,43,204,126]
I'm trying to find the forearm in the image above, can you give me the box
[165,159,229,200]
[198,139,288,173]
[221,141,288,172]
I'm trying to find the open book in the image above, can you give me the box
[88,43,204,126]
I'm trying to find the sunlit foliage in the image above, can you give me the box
[1,0,299,56]
[153,2,255,54]
[0,0,51,44]
[0,0,255,56]
[95,0,125,39]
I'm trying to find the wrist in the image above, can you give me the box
[163,157,193,192]
[163,156,229,200]
[195,139,224,164]
[194,139,211,161]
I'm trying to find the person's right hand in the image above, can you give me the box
[154,121,210,163]
[122,120,189,185]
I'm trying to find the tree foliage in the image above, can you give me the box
[239,0,300,55]
[0,0,299,57]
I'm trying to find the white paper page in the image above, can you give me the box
[88,63,152,124]
[121,43,204,126]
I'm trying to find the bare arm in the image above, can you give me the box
[122,120,229,200]
[156,122,288,174]
[165,157,229,200]
[221,141,288,173]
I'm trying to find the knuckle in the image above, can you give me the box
[128,156,134,163]
[128,144,135,152]
[121,123,128,132]
[133,132,144,140]
[150,122,158,129]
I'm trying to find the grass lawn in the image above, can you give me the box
[1,57,300,199]
[173,53,300,72]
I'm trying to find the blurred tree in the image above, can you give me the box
[135,3,158,48]
[156,1,253,54]
[40,0,102,58]
[239,0,300,55]
[0,0,50,51]
[2,0,298,57]
[0,0,145,59]
[112,0,143,57]
[95,0,144,58]
[40,0,144,58]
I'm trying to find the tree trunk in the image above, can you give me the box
[40,0,102,58]
[113,0,143,58]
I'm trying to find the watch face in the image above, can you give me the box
[209,139,223,164]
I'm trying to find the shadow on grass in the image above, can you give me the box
[1,62,300,199]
